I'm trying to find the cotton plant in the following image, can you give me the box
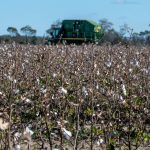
[13,132,22,150]
[22,126,34,147]
[56,120,72,140]
[0,44,149,149]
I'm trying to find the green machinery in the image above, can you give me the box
[49,20,103,44]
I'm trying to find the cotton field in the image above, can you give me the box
[0,43,149,150]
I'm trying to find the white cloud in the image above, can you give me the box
[112,0,138,5]
[115,0,126,4]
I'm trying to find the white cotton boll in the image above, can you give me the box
[41,88,47,94]
[24,59,29,63]
[53,73,57,78]
[136,52,140,55]
[96,138,104,146]
[122,60,126,65]
[121,84,127,96]
[92,113,96,117]
[135,60,139,67]
[96,84,99,90]
[120,95,123,101]
[36,78,40,85]
[82,86,88,96]
[110,122,113,127]
[106,61,112,68]
[99,138,104,144]
[25,98,31,103]
[100,88,105,95]
[14,89,20,94]
[24,127,34,136]
[101,120,104,124]
[8,53,12,57]
[111,76,115,81]
[14,132,21,138]
[116,64,120,68]
[54,112,57,116]
[133,75,139,80]
[14,144,20,150]
[63,120,68,124]
[57,121,61,126]
[59,87,67,94]
[21,63,25,70]
[0,118,9,130]
[52,95,55,99]
[129,68,133,73]
[7,75,13,81]
[122,100,126,105]
[96,104,100,107]
[13,79,17,84]
[21,96,25,101]
[144,108,149,113]
[94,63,97,68]
[21,96,31,103]
[96,140,100,146]
[141,68,149,74]
[62,128,72,140]
[69,102,79,107]
[130,61,133,65]
[97,70,100,75]
[36,112,40,116]
[51,132,55,136]
[51,132,58,138]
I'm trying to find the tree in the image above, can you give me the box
[99,18,113,32]
[131,32,143,45]
[53,19,62,28]
[20,25,36,37]
[98,19,123,44]
[46,28,51,36]
[139,30,150,44]
[7,27,18,36]
[46,19,62,36]
[20,25,37,44]
[101,29,122,44]
[120,24,133,38]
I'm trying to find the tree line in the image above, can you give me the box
[99,19,150,45]
[0,19,150,45]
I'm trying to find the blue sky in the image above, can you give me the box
[0,0,149,36]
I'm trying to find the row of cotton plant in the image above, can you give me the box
[0,43,149,150]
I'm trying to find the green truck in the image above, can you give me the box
[49,20,103,44]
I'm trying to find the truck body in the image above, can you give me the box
[50,20,103,44]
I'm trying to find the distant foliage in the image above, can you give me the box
[0,19,150,45]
